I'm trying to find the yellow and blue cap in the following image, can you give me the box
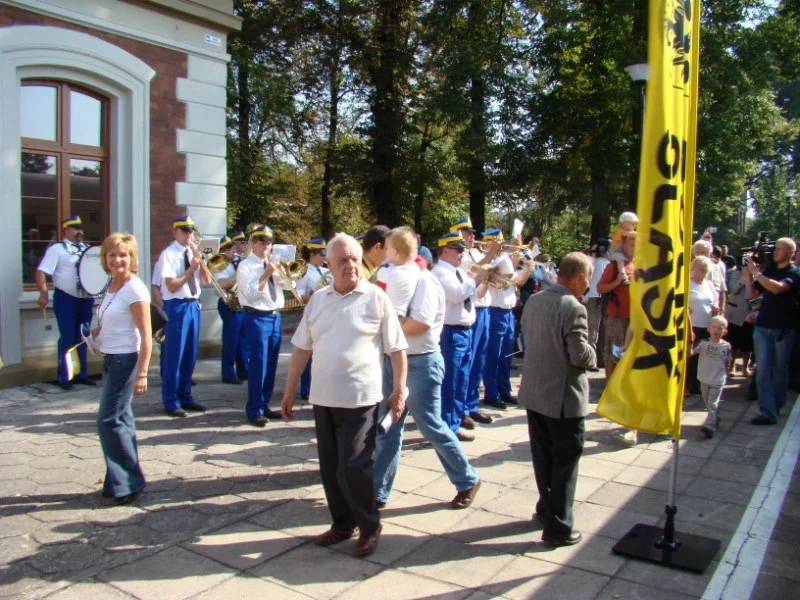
[171,215,196,230]
[229,230,245,242]
[481,228,502,241]
[437,232,466,249]
[62,215,83,229]
[355,233,366,245]
[219,236,233,250]
[249,225,274,241]
[450,216,475,233]
[305,237,326,251]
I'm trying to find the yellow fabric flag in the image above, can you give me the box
[64,344,81,382]
[597,0,701,438]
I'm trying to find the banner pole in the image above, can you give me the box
[655,436,681,551]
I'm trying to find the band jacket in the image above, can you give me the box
[518,283,596,419]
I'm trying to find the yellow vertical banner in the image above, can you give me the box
[597,0,701,437]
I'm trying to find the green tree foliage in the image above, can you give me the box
[225,0,798,249]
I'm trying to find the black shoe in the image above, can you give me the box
[58,381,74,391]
[484,400,507,411]
[588,366,600,372]
[222,378,243,385]
[248,415,267,428]
[166,408,187,418]
[502,396,518,405]
[191,379,197,386]
[75,378,97,386]
[264,409,282,420]
[470,411,494,424]
[542,530,582,547]
[114,490,143,506]
[300,394,310,401]
[182,402,206,412]
[376,500,387,509]
[751,415,777,425]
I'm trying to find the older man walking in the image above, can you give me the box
[281,234,408,558]
[519,252,595,547]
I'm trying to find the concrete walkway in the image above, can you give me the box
[0,340,797,599]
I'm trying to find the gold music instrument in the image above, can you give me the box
[476,240,533,254]
[262,257,307,304]
[189,229,241,310]
[467,264,517,290]
[317,269,332,290]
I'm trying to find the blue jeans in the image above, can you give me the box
[373,352,478,503]
[246,311,281,417]
[753,326,796,422]
[98,353,145,498]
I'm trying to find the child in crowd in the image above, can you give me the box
[608,212,638,282]
[376,226,421,317]
[692,315,733,438]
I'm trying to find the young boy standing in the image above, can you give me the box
[693,315,733,438]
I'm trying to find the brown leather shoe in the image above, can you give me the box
[469,410,493,424]
[451,480,481,509]
[456,428,475,442]
[314,527,356,547]
[353,524,382,558]
[461,415,476,430]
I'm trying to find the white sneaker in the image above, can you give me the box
[614,430,638,447]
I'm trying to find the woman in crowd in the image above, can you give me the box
[93,233,152,505]
[687,256,719,394]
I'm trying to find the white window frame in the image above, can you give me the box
[0,26,154,364]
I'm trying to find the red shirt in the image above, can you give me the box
[599,261,634,318]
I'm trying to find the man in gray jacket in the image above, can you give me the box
[519,252,596,547]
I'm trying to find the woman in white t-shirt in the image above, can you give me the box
[92,233,152,505]
[687,256,719,394]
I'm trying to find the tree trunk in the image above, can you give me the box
[468,75,487,233]
[413,125,433,235]
[321,42,341,239]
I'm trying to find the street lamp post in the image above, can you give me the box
[625,63,650,212]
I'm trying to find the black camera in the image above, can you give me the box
[741,232,776,266]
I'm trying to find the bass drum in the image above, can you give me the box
[77,246,111,297]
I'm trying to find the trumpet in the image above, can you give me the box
[467,264,517,290]
[189,229,241,310]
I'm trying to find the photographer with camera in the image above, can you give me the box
[744,237,800,425]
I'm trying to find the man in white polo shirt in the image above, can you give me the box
[281,233,407,559]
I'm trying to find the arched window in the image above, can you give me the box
[20,82,109,286]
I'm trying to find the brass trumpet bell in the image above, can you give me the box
[280,259,307,280]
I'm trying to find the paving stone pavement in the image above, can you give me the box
[0,338,797,600]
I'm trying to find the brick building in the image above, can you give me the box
[0,0,240,383]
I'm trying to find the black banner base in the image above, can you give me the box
[612,523,721,573]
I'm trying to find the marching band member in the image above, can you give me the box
[236,225,286,427]
[359,225,390,283]
[156,215,209,417]
[454,218,497,423]
[432,232,489,441]
[35,215,96,390]
[482,228,533,410]
[215,236,249,384]
[295,237,330,399]
[230,230,246,262]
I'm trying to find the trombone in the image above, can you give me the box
[189,229,241,310]
[467,264,517,290]
[476,240,533,254]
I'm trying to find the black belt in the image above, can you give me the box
[445,324,471,330]
[475,306,488,310]
[166,298,198,303]
[244,306,275,315]
[490,307,514,312]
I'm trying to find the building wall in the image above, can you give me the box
[0,0,233,366]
